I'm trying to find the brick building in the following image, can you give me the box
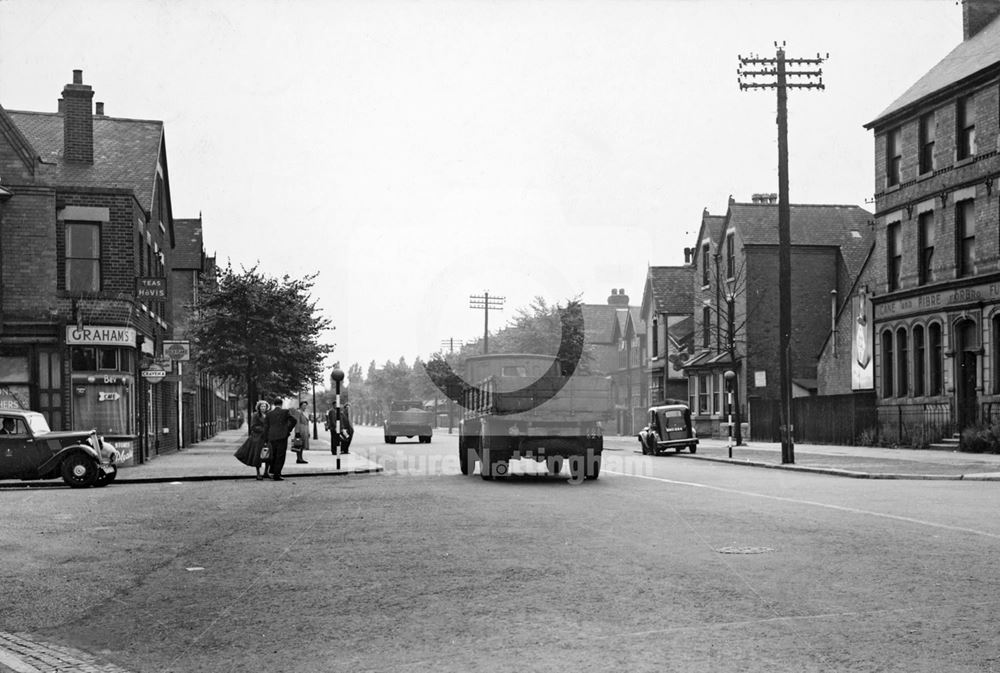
[639,265,694,413]
[848,3,1000,442]
[686,195,872,437]
[0,70,190,462]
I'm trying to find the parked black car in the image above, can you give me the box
[0,409,119,487]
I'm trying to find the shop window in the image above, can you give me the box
[956,200,975,277]
[913,325,925,396]
[66,222,101,292]
[881,330,894,397]
[887,221,902,291]
[71,347,97,371]
[897,327,909,396]
[0,353,31,410]
[919,111,936,174]
[98,348,118,370]
[929,322,943,395]
[886,127,902,187]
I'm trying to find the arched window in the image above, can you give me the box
[913,324,925,396]
[897,327,909,396]
[882,329,895,397]
[994,315,1000,394]
[929,322,943,395]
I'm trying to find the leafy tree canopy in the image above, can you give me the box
[189,263,334,411]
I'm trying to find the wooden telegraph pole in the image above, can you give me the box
[469,292,505,354]
[738,43,826,465]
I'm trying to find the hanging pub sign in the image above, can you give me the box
[136,277,167,301]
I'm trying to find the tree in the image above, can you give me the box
[189,263,333,417]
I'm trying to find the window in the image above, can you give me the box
[897,327,909,396]
[886,127,902,187]
[887,221,902,291]
[687,378,696,411]
[956,96,976,160]
[652,318,659,358]
[702,306,711,348]
[71,347,97,371]
[917,211,935,285]
[919,112,936,174]
[994,316,1000,394]
[929,322,943,395]
[881,330,894,397]
[956,200,975,277]
[698,373,710,414]
[725,233,735,279]
[913,325,925,396]
[97,348,118,371]
[701,244,710,286]
[65,222,100,292]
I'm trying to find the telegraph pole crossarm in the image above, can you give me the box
[738,43,827,465]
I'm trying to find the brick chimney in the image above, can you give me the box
[607,288,630,306]
[964,0,1000,40]
[61,69,94,164]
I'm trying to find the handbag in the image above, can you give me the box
[259,442,272,462]
[291,432,304,450]
[234,437,253,466]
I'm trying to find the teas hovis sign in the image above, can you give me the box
[66,326,137,347]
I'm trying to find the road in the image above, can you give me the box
[2,425,1000,672]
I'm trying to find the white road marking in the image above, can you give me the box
[605,470,1000,540]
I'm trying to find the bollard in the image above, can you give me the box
[331,368,345,471]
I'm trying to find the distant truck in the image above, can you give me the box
[384,400,434,444]
[458,353,611,481]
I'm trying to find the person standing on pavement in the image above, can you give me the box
[290,400,311,464]
[262,397,297,481]
[235,400,270,480]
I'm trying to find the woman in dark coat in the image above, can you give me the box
[235,400,270,480]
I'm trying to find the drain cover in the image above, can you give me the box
[715,546,775,554]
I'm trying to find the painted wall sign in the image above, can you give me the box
[852,289,874,390]
[66,326,137,347]
[136,277,167,301]
[874,280,1000,319]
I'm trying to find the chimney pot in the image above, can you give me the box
[57,98,65,113]
[73,69,83,84]
[96,102,104,115]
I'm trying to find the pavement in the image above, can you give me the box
[114,426,382,483]
[601,433,1000,480]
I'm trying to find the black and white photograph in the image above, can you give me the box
[1,0,1000,671]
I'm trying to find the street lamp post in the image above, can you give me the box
[311,378,318,440]
[330,368,345,470]
[724,370,736,458]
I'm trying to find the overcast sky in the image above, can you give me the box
[0,0,962,373]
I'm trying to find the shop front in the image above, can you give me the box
[66,325,138,464]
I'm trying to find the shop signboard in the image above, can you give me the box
[136,277,167,301]
[163,340,190,361]
[66,326,137,347]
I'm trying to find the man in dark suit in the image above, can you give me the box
[262,397,297,480]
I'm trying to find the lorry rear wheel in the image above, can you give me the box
[688,444,697,454]
[459,447,469,475]
[585,455,602,480]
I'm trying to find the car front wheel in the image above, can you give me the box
[61,454,99,488]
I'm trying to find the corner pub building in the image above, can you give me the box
[0,70,180,462]
[864,4,1000,441]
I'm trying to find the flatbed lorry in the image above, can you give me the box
[457,353,611,481]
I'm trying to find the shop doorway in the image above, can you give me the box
[955,319,979,431]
